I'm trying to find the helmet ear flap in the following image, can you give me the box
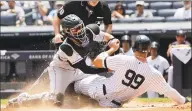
[61,28,69,37]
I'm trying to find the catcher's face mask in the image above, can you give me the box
[65,23,89,47]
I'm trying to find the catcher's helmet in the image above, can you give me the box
[61,14,88,47]
[133,35,151,52]
[176,30,186,38]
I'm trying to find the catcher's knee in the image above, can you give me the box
[54,93,64,106]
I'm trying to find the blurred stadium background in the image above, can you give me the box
[0,0,191,100]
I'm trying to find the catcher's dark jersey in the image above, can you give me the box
[50,24,107,74]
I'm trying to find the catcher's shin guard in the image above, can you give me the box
[54,93,64,106]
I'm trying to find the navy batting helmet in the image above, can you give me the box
[121,35,132,46]
[151,41,160,54]
[176,30,186,38]
[151,41,159,49]
[133,35,151,52]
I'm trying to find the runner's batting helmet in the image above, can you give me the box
[133,35,151,52]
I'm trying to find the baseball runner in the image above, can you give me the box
[147,41,170,98]
[6,14,119,108]
[74,35,190,108]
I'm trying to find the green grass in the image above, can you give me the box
[136,98,172,103]
[136,97,191,103]
[1,99,8,105]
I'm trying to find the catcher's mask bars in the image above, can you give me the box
[62,14,89,47]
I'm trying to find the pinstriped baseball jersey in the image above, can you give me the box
[75,55,186,107]
[101,55,167,95]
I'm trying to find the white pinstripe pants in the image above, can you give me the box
[47,66,91,95]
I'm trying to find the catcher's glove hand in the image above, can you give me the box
[50,36,65,50]
[87,41,107,60]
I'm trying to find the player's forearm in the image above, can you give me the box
[164,87,186,105]
[104,33,120,54]
[93,48,116,68]
[104,24,112,33]
[53,16,61,35]
[103,32,114,43]
[106,48,117,56]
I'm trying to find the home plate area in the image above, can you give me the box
[2,100,191,111]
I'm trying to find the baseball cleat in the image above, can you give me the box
[185,97,191,103]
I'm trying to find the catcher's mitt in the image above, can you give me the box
[87,41,122,60]
[87,41,107,60]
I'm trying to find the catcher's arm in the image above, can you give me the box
[69,59,108,74]
[104,32,120,48]
[87,24,119,45]
[93,40,120,68]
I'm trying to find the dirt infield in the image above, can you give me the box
[2,107,191,111]
[1,100,191,111]
[1,79,191,111]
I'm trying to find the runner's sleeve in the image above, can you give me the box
[104,55,127,70]
[149,71,185,105]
